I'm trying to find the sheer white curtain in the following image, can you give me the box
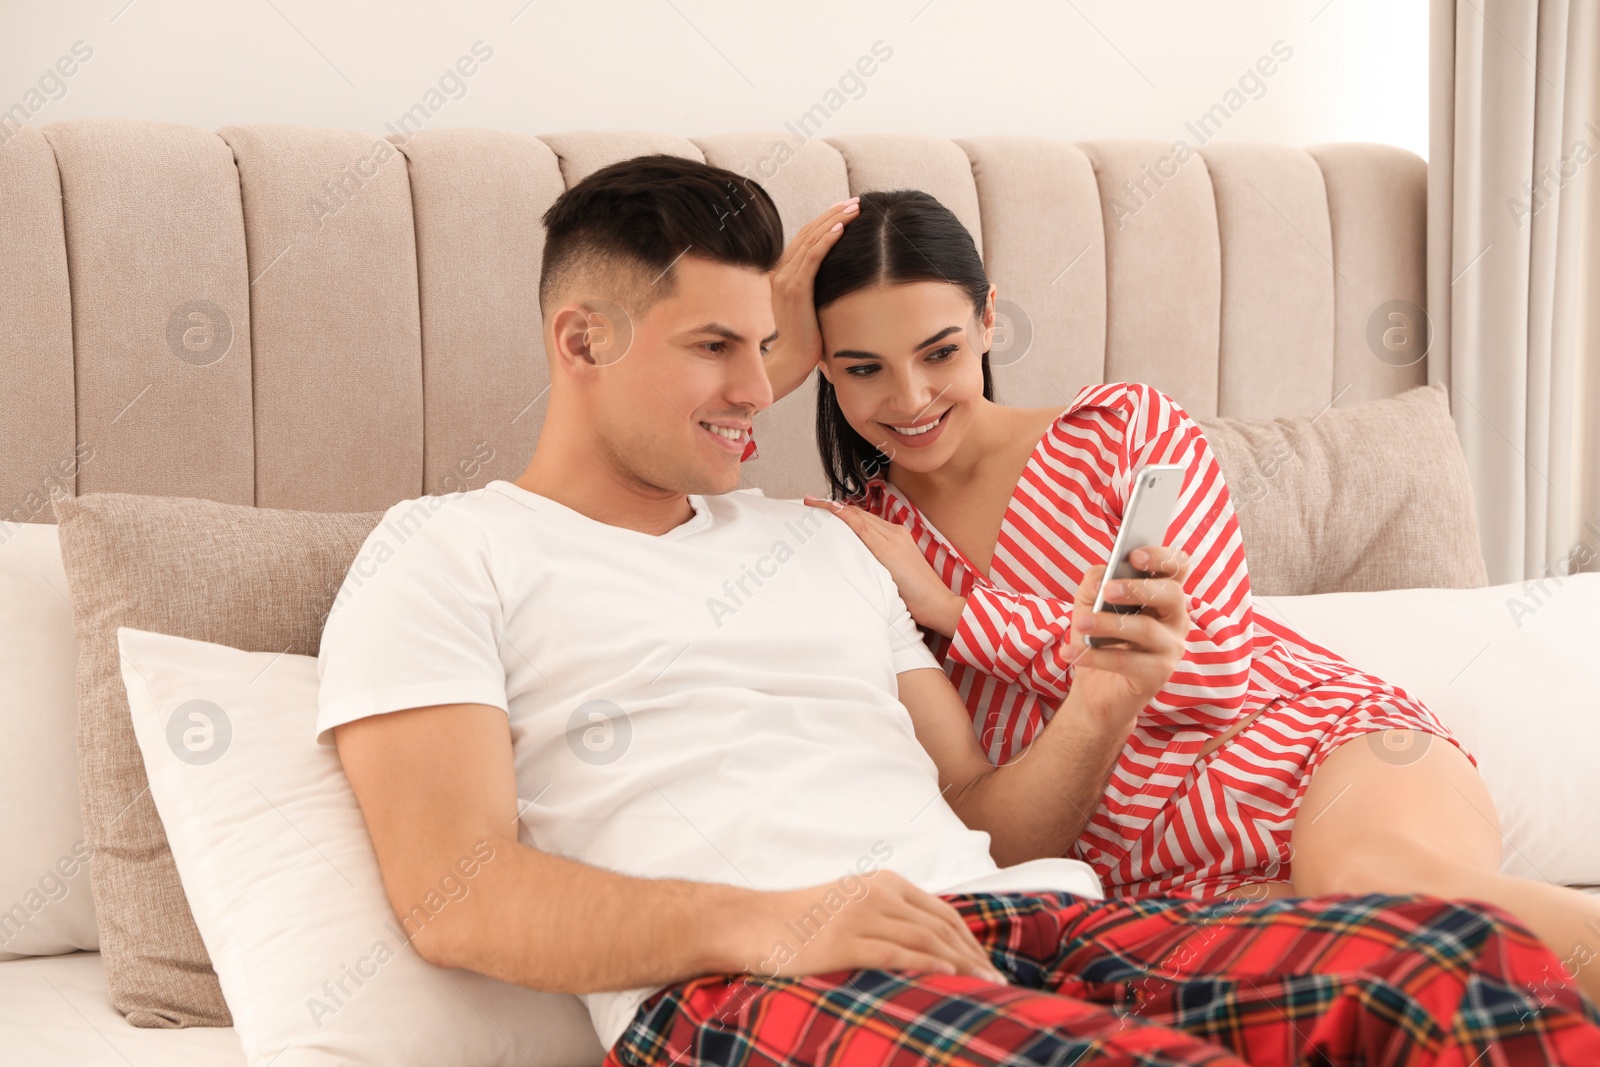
[1429,0,1600,585]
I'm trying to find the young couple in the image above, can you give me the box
[317,153,1600,1066]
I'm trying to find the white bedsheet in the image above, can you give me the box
[0,952,243,1066]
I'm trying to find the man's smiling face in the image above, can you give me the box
[586,254,777,498]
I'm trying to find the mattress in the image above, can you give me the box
[0,951,243,1066]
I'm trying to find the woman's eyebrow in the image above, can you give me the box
[912,325,963,350]
[832,325,963,361]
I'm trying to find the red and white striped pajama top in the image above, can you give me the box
[848,381,1470,900]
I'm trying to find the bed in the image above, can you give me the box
[5,121,1596,1066]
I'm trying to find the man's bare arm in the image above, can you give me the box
[894,668,1127,868]
[334,702,1004,993]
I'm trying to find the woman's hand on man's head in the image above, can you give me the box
[764,198,862,402]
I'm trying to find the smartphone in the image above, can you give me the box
[1085,464,1186,649]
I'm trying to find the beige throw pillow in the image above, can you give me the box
[51,491,385,1027]
[1195,382,1489,595]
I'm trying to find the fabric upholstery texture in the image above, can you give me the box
[1,122,1428,518]
[1196,382,1488,594]
[51,491,384,1026]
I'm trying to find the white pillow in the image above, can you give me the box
[116,625,604,1067]
[0,521,98,960]
[1259,573,1600,886]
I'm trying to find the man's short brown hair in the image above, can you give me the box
[539,154,784,321]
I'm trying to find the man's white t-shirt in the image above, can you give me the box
[316,480,1102,1049]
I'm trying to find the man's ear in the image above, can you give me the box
[548,303,598,377]
[817,354,835,385]
[547,299,634,376]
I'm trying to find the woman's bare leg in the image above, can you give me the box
[1290,730,1600,1005]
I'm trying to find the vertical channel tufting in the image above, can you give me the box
[219,125,424,512]
[0,125,1432,516]
[392,129,566,495]
[43,120,254,504]
[1081,139,1223,417]
[1200,143,1335,418]
[0,127,76,523]
[1305,143,1429,408]
[957,136,1108,409]
[693,133,850,500]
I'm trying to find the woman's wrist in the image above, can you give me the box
[921,591,968,638]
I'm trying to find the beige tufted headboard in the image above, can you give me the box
[0,122,1426,518]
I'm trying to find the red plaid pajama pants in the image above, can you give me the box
[606,891,1600,1067]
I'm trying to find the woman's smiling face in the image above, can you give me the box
[817,280,994,477]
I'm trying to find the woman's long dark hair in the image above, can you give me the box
[813,189,995,501]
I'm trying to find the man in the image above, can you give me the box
[317,154,1600,1066]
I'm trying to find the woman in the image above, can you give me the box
[758,189,1600,1003]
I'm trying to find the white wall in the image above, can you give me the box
[2,0,1427,158]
